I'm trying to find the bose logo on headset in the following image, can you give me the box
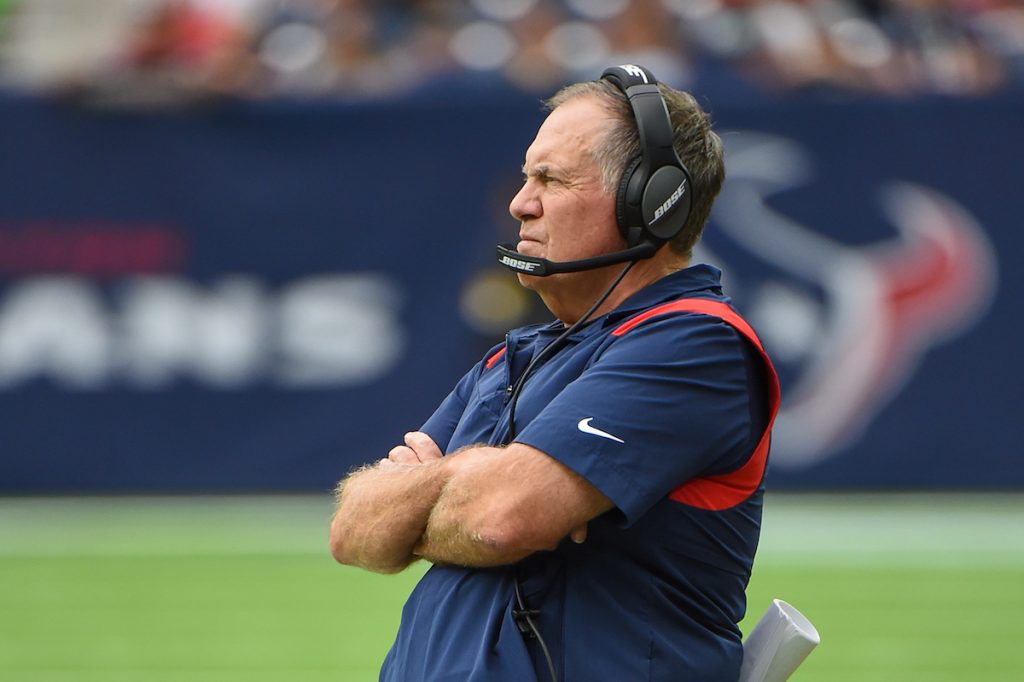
[651,179,687,224]
[499,255,541,272]
[621,64,649,83]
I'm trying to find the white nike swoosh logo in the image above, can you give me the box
[577,417,625,444]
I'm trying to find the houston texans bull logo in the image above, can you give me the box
[699,133,997,468]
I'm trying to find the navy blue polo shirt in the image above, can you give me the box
[380,264,772,682]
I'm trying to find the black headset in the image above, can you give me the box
[496,65,695,277]
[601,64,694,250]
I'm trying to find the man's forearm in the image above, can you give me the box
[414,502,534,568]
[412,447,542,568]
[330,459,450,574]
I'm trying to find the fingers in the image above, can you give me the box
[570,523,588,544]
[388,445,421,465]
[387,432,443,465]
[404,431,443,462]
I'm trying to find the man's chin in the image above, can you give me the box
[516,272,540,290]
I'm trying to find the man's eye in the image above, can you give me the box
[521,173,559,186]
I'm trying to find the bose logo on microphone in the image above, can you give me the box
[651,179,687,224]
[499,255,541,272]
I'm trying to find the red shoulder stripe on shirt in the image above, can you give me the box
[485,346,507,369]
[611,298,781,511]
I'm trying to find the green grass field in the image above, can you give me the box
[1,493,1022,681]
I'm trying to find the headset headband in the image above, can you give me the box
[601,65,694,246]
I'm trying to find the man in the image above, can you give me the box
[330,65,778,681]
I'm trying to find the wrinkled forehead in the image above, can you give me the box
[523,97,612,173]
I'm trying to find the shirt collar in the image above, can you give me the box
[606,263,724,320]
[530,263,726,342]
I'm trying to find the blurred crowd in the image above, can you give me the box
[0,0,1021,106]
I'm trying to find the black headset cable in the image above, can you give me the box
[506,259,638,441]
[505,258,639,682]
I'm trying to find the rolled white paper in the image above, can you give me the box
[739,599,820,682]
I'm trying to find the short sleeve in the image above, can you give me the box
[419,338,512,454]
[419,361,485,454]
[514,313,761,525]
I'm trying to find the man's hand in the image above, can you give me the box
[330,432,449,573]
[388,431,444,465]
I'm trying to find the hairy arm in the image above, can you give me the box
[414,442,612,567]
[330,432,610,572]
[329,432,447,574]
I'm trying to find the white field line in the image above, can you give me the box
[0,493,1021,564]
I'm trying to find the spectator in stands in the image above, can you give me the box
[1,0,1022,102]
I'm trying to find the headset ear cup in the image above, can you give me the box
[615,156,644,245]
[642,166,692,243]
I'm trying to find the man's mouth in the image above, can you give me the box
[517,238,543,255]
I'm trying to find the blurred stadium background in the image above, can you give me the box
[0,0,1021,680]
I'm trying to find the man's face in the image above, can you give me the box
[509,96,624,290]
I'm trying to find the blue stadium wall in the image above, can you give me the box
[0,87,1020,492]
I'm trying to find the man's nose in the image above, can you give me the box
[509,182,540,222]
